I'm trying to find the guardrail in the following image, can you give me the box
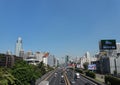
[80,74,106,85]
[64,72,71,85]
[35,70,55,85]
[68,69,106,85]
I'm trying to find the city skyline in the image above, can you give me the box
[1,0,120,58]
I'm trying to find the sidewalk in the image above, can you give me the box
[95,74,105,83]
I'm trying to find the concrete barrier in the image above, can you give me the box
[80,74,106,85]
[35,70,54,85]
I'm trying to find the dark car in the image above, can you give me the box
[61,78,65,83]
[85,82,91,85]
[70,79,76,85]
[60,75,65,83]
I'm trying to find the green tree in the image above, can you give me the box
[37,61,46,75]
[11,60,41,85]
[46,65,54,72]
[83,62,89,70]
[0,68,16,85]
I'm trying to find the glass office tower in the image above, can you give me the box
[15,37,23,56]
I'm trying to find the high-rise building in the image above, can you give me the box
[19,49,24,57]
[15,37,23,56]
[65,55,69,66]
[97,42,120,74]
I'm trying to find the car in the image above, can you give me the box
[85,82,91,85]
[60,75,65,83]
[75,73,80,79]
[61,75,64,78]
[61,78,65,83]
[54,72,57,77]
[70,79,76,85]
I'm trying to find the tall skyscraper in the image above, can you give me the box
[15,37,23,56]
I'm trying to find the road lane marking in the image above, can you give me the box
[64,72,71,85]
[64,74,68,85]
[44,69,57,81]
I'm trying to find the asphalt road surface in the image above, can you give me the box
[41,68,98,85]
[48,68,66,85]
[66,69,97,85]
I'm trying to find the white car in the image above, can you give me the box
[75,73,80,79]
[39,81,49,85]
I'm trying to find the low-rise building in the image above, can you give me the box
[24,55,39,65]
[0,53,23,68]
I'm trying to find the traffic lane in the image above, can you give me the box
[66,69,96,85]
[74,75,95,85]
[78,75,97,85]
[48,69,66,85]
[66,71,85,85]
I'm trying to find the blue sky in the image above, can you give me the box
[0,0,120,58]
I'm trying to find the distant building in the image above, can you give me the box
[48,55,54,67]
[65,55,70,66]
[15,37,23,56]
[0,53,23,68]
[24,55,39,65]
[96,43,120,74]
[23,51,58,67]
[25,50,33,58]
[19,49,24,57]
[35,52,44,62]
[79,52,91,69]
[84,52,91,64]
[6,50,12,55]
[116,54,120,74]
[42,52,59,67]
[43,52,49,65]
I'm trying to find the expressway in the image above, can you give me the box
[38,68,67,85]
[66,69,97,85]
[48,68,66,85]
[38,68,99,85]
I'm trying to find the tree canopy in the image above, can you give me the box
[0,60,54,85]
[83,62,89,70]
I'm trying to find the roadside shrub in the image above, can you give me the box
[75,68,84,74]
[85,71,96,79]
[105,75,120,85]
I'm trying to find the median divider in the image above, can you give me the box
[64,72,71,85]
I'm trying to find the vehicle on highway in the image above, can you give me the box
[85,82,91,85]
[61,78,65,83]
[61,75,65,83]
[75,73,80,79]
[39,81,49,85]
[54,72,57,77]
[61,75,64,78]
[70,79,76,85]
